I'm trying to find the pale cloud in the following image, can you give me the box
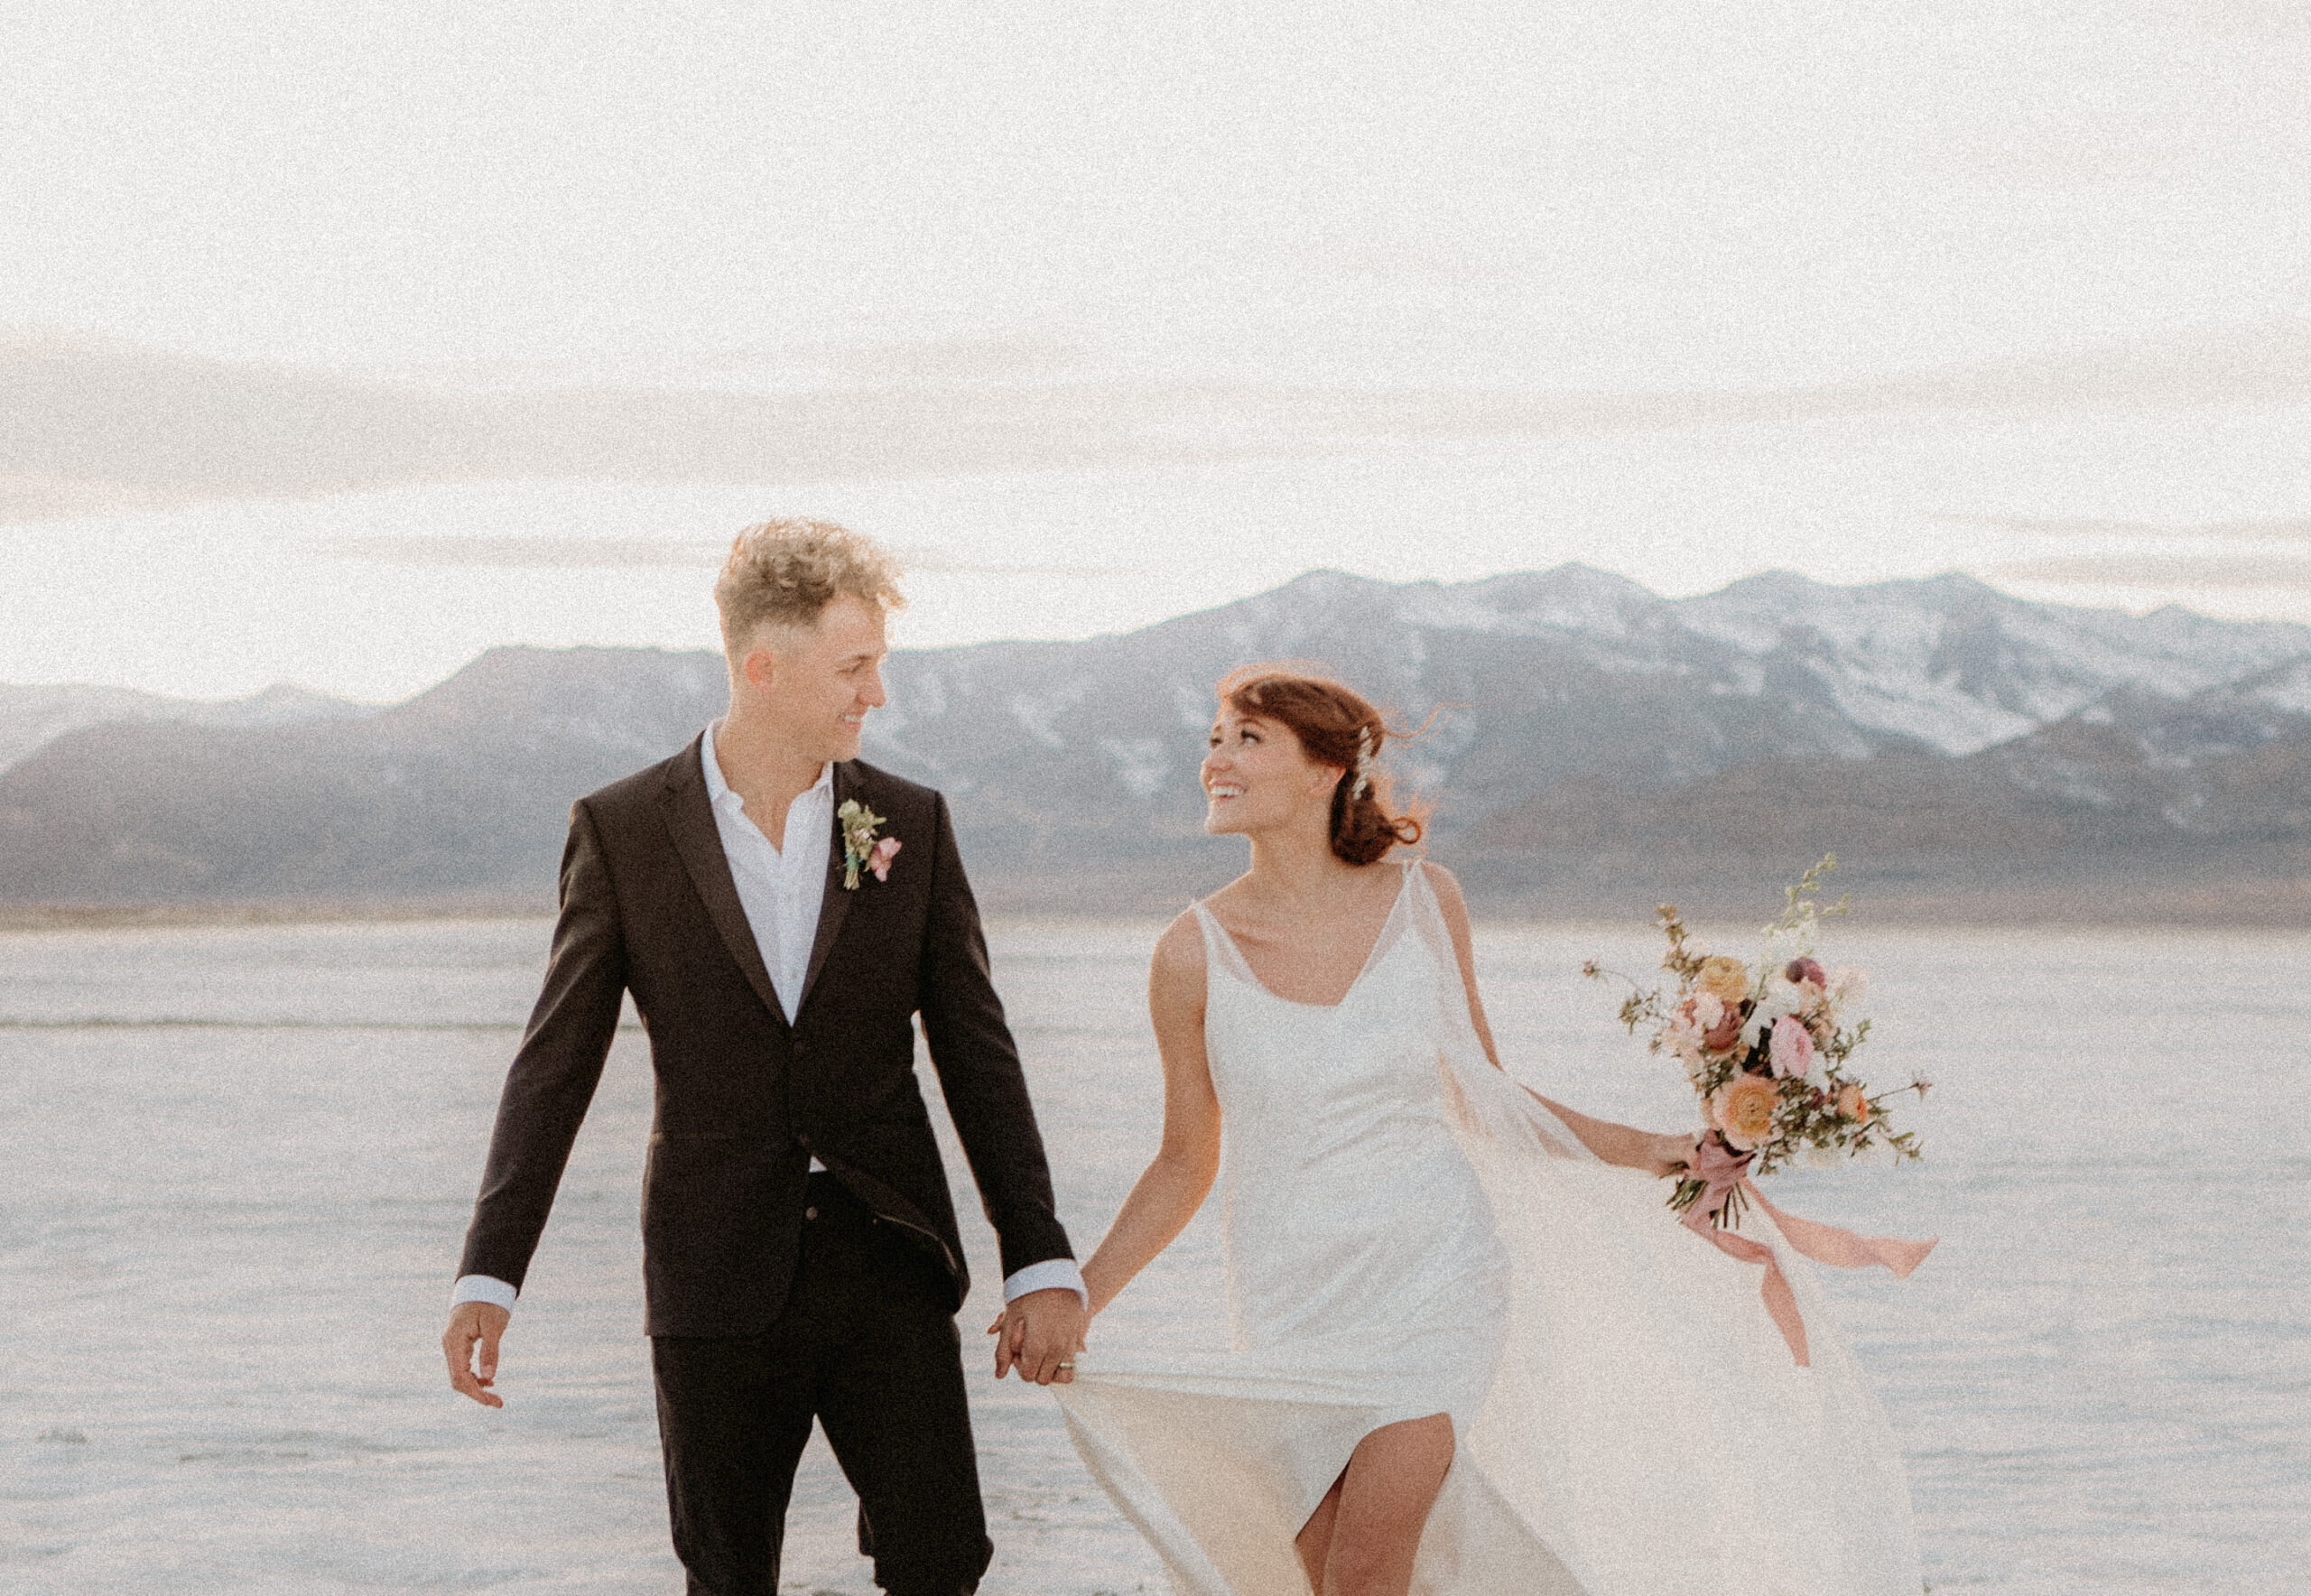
[9,320,2311,524]
[313,537,728,569]
[311,534,1144,580]
[10,398,2311,701]
[8,2,2311,696]
[1991,555,2311,593]
[1942,515,2311,544]
[3,1,2308,387]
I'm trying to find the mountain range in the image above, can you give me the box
[0,682,368,775]
[3,567,2307,923]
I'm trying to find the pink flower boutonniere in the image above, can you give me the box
[837,799,900,889]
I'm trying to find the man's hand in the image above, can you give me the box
[986,1287,1087,1386]
[443,1302,512,1407]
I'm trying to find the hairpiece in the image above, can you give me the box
[1350,725,1376,801]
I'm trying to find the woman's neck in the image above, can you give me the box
[1242,824,1359,907]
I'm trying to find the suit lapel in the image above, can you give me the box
[659,733,789,1029]
[799,760,858,1012]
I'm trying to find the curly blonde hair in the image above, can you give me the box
[713,519,905,652]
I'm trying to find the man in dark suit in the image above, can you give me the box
[441,520,1087,1596]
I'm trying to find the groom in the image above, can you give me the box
[441,520,1088,1595]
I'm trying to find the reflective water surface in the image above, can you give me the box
[2,914,2306,1593]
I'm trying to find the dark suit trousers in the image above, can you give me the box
[651,1174,993,1596]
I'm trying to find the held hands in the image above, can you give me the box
[442,1302,512,1407]
[986,1286,1088,1386]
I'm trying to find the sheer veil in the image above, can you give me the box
[1054,863,1924,1596]
[1406,863,1924,1594]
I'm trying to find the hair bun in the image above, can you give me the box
[1216,667,1425,866]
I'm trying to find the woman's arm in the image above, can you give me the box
[1422,862,1693,1179]
[1077,911,1226,1317]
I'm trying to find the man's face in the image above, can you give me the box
[743,592,889,763]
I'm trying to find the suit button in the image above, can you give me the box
[805,1206,818,1220]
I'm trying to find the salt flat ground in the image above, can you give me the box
[1,912,2306,1594]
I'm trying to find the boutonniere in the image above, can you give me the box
[837,798,900,889]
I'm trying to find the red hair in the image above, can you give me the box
[1217,666,1424,866]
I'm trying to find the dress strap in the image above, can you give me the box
[1398,857,1441,933]
[1189,898,1262,993]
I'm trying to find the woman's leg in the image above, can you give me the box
[1293,1414,1455,1596]
[1295,1477,1343,1591]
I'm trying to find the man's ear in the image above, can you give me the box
[740,645,778,695]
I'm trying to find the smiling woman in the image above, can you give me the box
[1052,656,1926,1595]
[1208,667,1423,868]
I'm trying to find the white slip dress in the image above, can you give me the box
[1054,862,1925,1596]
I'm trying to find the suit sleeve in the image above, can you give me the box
[455,799,629,1293]
[915,791,1075,1280]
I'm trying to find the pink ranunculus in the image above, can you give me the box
[1831,965,1868,1002]
[1769,1015,1814,1078]
[868,835,902,881]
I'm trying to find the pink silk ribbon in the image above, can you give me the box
[1680,1138,1937,1368]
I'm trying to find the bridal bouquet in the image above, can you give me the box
[1585,856,1928,1231]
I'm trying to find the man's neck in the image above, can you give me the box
[713,712,828,853]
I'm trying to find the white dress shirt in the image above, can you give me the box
[454,724,1083,1314]
[701,718,836,1027]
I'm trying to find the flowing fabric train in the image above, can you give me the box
[1055,863,1923,1595]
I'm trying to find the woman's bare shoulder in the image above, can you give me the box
[1197,872,1259,917]
[1148,907,1208,991]
[1417,858,1469,914]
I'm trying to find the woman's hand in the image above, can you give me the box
[1643,1132,1700,1180]
[988,1288,1089,1385]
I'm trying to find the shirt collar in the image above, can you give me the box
[701,721,832,812]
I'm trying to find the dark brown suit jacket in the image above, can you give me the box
[456,735,1073,1336]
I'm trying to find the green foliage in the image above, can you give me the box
[1585,854,1928,1227]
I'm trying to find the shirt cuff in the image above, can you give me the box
[1001,1257,1086,1306]
[451,1275,519,1313]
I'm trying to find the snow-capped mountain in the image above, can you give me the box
[868,567,2311,853]
[2,568,2306,913]
[1670,571,2311,756]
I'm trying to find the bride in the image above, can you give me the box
[1045,667,1925,1596]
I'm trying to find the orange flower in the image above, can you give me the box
[1696,955,1750,1007]
[1835,1083,1870,1123]
[1712,1073,1780,1151]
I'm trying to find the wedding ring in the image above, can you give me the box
[1056,1360,1075,1369]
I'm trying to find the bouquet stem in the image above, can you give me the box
[1670,1134,1756,1230]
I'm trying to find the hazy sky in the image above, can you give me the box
[5,2,2309,698]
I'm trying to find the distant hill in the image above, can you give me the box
[0,682,369,775]
[3,567,2308,922]
[0,649,725,904]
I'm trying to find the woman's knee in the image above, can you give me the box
[1319,1416,1454,1591]
[1321,1529,1400,1594]
[1354,1414,1454,1488]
